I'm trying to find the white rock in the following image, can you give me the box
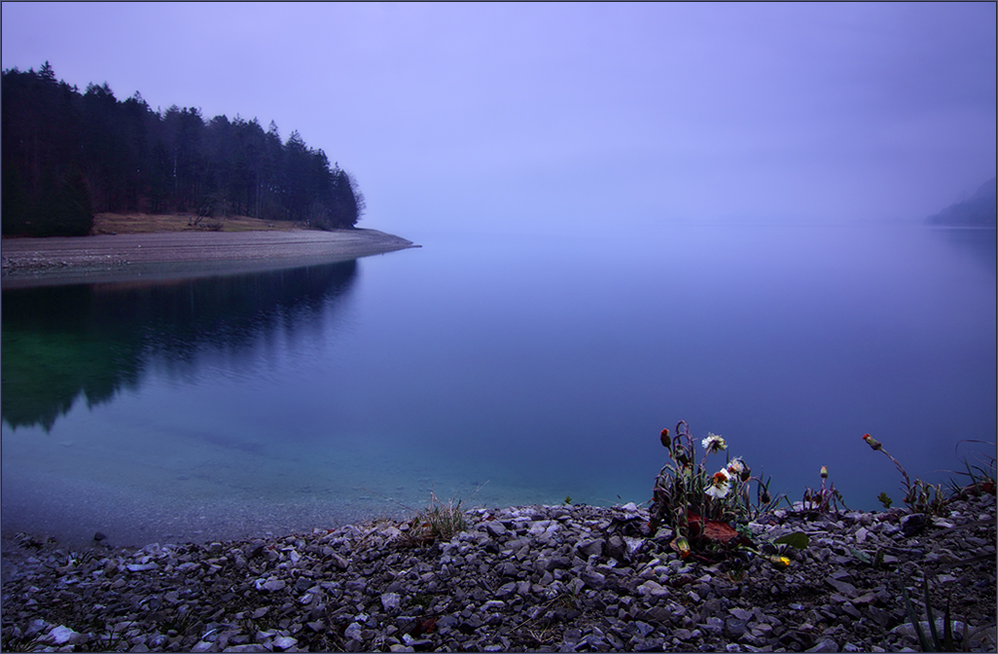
[126,563,158,572]
[47,625,79,645]
[624,536,645,558]
[273,636,298,650]
[528,520,552,536]
[381,592,400,611]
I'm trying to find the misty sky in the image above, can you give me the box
[3,2,995,234]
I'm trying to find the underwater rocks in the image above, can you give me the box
[2,494,995,652]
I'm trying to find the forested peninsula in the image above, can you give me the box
[2,62,365,237]
[926,177,997,227]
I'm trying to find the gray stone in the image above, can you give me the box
[632,621,655,637]
[703,617,724,635]
[485,522,507,538]
[606,535,627,561]
[577,538,605,559]
[901,513,927,537]
[544,556,572,571]
[806,637,840,652]
[725,617,748,638]
[381,592,400,611]
[580,569,606,589]
[825,578,856,596]
[344,622,363,641]
[638,579,668,597]
[262,579,286,592]
[672,628,693,641]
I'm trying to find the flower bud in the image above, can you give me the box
[862,433,882,451]
[660,428,671,449]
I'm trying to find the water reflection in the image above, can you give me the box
[932,226,997,274]
[1,261,359,431]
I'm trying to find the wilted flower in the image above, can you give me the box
[660,428,671,449]
[738,458,752,481]
[820,465,828,479]
[706,468,731,499]
[862,433,882,451]
[727,457,750,481]
[702,433,727,454]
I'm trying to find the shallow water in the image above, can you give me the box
[2,223,995,548]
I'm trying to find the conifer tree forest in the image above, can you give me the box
[2,62,365,236]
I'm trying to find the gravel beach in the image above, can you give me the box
[2,491,995,653]
[1,229,418,288]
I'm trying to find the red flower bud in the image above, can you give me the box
[862,433,883,451]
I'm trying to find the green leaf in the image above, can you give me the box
[773,532,810,550]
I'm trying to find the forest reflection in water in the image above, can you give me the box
[1,260,359,431]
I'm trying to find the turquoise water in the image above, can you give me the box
[2,223,995,548]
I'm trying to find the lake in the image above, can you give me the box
[2,222,995,548]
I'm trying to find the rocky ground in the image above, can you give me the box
[1,491,995,653]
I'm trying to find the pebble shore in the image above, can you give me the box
[0,228,417,288]
[2,492,995,653]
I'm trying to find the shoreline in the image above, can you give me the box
[0,228,419,288]
[2,495,995,652]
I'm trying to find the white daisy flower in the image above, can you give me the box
[701,432,727,454]
[705,468,731,499]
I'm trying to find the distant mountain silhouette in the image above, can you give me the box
[927,177,997,226]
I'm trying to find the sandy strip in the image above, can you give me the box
[0,228,418,288]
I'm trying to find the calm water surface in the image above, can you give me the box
[2,223,995,547]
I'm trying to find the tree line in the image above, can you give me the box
[2,62,365,236]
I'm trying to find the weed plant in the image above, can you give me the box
[945,440,997,500]
[405,492,467,546]
[649,421,782,546]
[800,465,849,515]
[863,433,956,516]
